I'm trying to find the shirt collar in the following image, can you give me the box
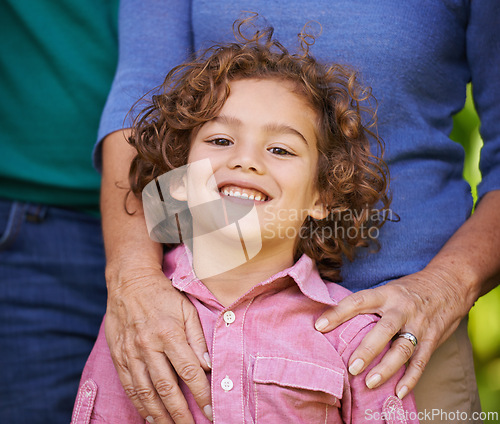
[166,245,338,308]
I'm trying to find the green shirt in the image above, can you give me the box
[0,0,118,211]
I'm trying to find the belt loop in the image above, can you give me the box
[0,202,26,249]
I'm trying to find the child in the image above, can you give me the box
[72,18,419,424]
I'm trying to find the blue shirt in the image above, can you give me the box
[97,0,500,291]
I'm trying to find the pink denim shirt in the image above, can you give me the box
[72,246,418,423]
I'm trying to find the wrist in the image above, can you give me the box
[423,253,481,313]
[105,244,165,293]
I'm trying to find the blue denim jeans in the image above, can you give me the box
[0,199,107,424]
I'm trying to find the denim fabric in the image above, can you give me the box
[0,199,107,424]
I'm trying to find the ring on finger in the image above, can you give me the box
[398,332,418,347]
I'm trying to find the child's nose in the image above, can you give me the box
[227,144,264,174]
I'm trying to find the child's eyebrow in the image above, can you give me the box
[212,115,309,146]
[211,115,241,127]
[263,122,309,146]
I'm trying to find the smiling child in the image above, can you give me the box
[72,19,419,424]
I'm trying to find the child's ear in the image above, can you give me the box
[308,195,329,220]
[169,174,188,201]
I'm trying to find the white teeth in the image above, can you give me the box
[219,186,267,201]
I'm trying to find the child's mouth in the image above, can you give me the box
[219,184,269,202]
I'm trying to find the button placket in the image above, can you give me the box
[211,302,251,422]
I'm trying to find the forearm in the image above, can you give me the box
[99,130,212,424]
[425,190,500,309]
[100,129,164,290]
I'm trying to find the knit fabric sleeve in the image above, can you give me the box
[93,0,193,170]
[468,2,500,200]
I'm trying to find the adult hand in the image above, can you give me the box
[105,264,213,424]
[316,191,500,398]
[314,264,471,399]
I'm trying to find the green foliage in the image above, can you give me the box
[450,84,500,419]
[450,85,482,200]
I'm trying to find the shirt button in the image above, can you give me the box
[221,376,234,392]
[223,311,236,325]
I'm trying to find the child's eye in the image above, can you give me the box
[268,146,296,156]
[206,138,233,146]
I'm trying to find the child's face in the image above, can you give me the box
[186,78,326,258]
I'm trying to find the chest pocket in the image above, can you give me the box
[251,356,345,423]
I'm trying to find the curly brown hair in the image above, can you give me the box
[128,17,391,282]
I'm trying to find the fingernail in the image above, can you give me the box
[315,318,329,331]
[146,416,155,424]
[204,352,212,369]
[348,358,365,376]
[203,404,213,421]
[397,385,409,399]
[366,373,382,389]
